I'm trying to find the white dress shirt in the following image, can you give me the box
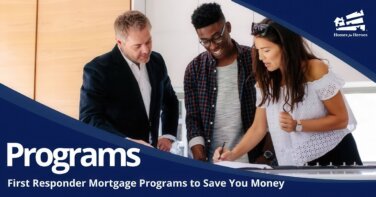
[120,50,152,118]
[119,46,176,143]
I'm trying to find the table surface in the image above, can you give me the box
[249,165,376,180]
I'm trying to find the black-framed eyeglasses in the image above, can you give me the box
[199,24,226,47]
[251,22,269,36]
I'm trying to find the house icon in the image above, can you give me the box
[334,17,345,27]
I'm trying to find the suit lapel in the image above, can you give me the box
[146,61,157,121]
[112,46,139,87]
[112,45,149,120]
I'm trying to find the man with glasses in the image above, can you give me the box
[184,3,273,163]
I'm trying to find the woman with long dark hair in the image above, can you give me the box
[213,18,362,166]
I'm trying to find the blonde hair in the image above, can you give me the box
[114,10,151,39]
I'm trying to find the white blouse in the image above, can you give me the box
[256,70,357,166]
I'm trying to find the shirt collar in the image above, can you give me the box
[118,45,144,68]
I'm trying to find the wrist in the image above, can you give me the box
[191,145,207,161]
[228,148,238,161]
[228,150,236,161]
[295,119,302,132]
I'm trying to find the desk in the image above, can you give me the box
[249,165,376,180]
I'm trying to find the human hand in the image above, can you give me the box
[126,138,153,147]
[212,147,233,163]
[279,112,297,132]
[157,138,173,152]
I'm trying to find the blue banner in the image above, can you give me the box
[1,83,375,196]
[233,0,376,81]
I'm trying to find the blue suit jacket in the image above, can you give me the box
[79,46,179,147]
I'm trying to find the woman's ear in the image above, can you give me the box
[226,21,232,33]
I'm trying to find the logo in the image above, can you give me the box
[333,10,368,38]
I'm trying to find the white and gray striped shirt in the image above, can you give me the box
[209,60,249,163]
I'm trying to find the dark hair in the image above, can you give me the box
[191,3,225,29]
[252,18,318,112]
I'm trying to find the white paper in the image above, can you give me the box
[215,161,273,169]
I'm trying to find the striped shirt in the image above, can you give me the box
[209,60,249,163]
[184,40,257,161]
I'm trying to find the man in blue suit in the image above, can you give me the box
[79,10,179,151]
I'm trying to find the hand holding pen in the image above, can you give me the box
[218,142,226,160]
[212,142,230,163]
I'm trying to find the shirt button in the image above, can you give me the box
[207,139,211,143]
[210,122,213,125]
[214,69,217,73]
[213,87,217,91]
[212,104,215,108]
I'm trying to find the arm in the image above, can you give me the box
[302,92,348,131]
[184,63,206,161]
[213,107,268,162]
[159,59,179,151]
[280,92,348,132]
[279,60,348,132]
[79,62,124,137]
[160,61,179,137]
[190,144,206,161]
[80,59,154,147]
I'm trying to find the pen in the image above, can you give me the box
[218,142,226,160]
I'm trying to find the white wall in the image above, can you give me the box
[140,0,371,88]
[309,41,369,82]
[145,0,198,89]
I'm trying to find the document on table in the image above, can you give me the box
[215,161,273,169]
